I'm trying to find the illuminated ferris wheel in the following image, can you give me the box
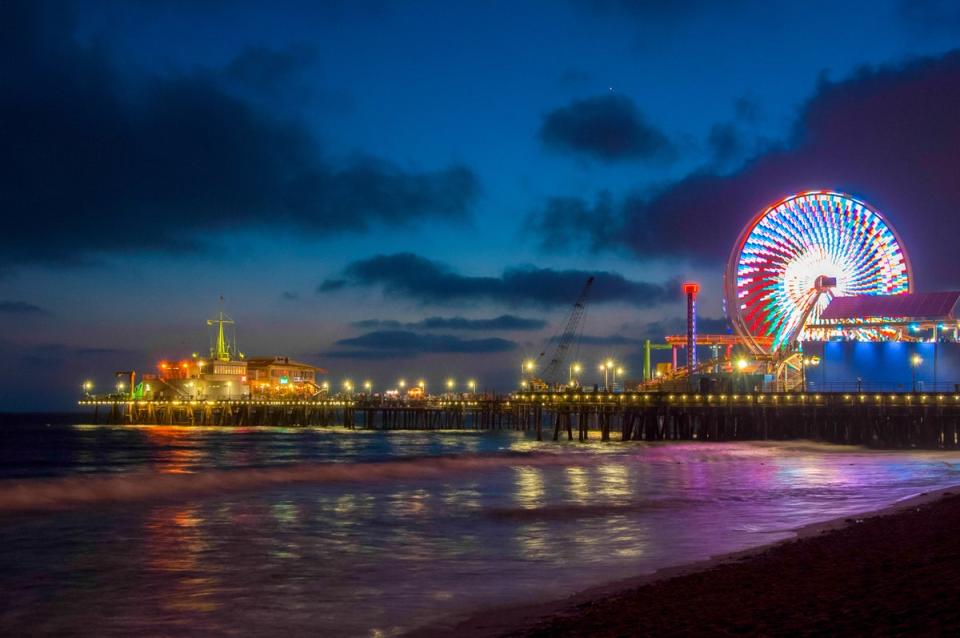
[725,191,913,355]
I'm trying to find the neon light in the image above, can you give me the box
[725,191,911,353]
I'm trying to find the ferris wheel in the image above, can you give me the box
[725,191,912,355]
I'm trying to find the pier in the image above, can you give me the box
[80,390,960,449]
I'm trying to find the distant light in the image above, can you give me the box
[736,359,748,370]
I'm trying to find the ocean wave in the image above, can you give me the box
[486,497,708,521]
[0,451,591,514]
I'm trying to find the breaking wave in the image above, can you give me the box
[0,451,588,514]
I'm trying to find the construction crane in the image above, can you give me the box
[531,276,594,390]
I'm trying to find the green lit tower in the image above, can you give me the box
[207,297,237,362]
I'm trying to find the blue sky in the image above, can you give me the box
[3,0,960,409]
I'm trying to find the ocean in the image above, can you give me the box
[2,416,960,636]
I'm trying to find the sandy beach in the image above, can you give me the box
[414,487,960,637]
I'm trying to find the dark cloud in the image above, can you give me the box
[0,301,47,315]
[523,192,619,254]
[529,52,960,287]
[15,342,134,366]
[333,330,517,355]
[898,0,960,33]
[539,95,675,162]
[734,94,762,123]
[321,253,679,307]
[222,44,316,96]
[74,347,133,356]
[318,279,347,292]
[0,1,479,269]
[280,291,300,301]
[555,334,641,346]
[352,315,547,331]
[321,349,417,360]
[707,123,745,165]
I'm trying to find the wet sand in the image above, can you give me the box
[412,487,960,637]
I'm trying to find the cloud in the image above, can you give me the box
[320,253,679,307]
[331,330,517,356]
[539,95,675,162]
[526,52,960,287]
[555,334,641,346]
[321,349,417,360]
[352,315,547,331]
[280,291,300,301]
[0,1,479,269]
[523,192,619,254]
[707,123,745,166]
[222,44,316,96]
[898,0,960,33]
[74,347,133,356]
[0,300,47,315]
[734,94,762,123]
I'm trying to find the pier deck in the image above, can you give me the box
[79,390,960,449]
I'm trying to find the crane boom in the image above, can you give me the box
[538,276,594,387]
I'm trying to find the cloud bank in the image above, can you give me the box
[319,253,679,307]
[352,315,548,331]
[540,95,675,162]
[0,1,479,269]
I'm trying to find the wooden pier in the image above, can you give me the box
[80,390,960,449]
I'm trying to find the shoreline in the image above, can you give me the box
[407,485,960,637]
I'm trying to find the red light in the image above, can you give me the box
[683,282,700,295]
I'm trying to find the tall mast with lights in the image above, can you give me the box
[207,296,235,362]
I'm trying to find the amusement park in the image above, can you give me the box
[514,190,959,396]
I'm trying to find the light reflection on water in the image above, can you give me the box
[1,427,960,636]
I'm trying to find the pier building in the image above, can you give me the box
[246,356,324,397]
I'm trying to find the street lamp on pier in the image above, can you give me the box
[522,359,536,377]
[598,359,615,390]
[911,353,923,392]
[736,358,748,393]
[569,362,582,387]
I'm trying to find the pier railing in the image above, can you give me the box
[78,390,960,448]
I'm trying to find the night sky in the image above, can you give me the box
[3,0,960,409]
